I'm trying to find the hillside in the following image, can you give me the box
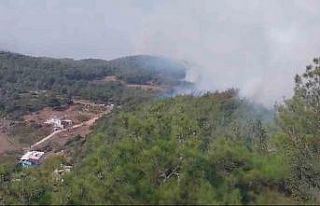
[0,51,188,168]
[0,88,295,205]
[109,55,186,85]
[0,51,187,118]
[1,52,320,204]
[53,90,285,204]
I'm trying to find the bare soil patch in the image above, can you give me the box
[91,75,123,85]
[0,120,19,155]
[91,75,165,92]
[0,133,15,155]
[23,104,96,126]
[0,100,108,157]
[126,84,165,92]
[29,102,111,152]
[0,99,111,167]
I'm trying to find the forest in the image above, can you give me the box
[0,52,320,204]
[0,52,186,118]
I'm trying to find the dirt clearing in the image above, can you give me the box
[28,101,112,152]
[0,134,15,155]
[91,75,166,92]
[23,103,96,126]
[0,120,19,155]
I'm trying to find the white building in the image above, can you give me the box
[20,151,45,167]
[20,151,44,161]
[44,117,64,131]
[44,116,72,131]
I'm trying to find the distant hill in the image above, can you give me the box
[0,51,188,118]
[108,55,186,85]
[109,55,186,75]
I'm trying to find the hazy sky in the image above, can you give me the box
[1,0,320,106]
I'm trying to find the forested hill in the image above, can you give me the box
[0,51,186,86]
[109,55,186,85]
[0,51,187,118]
[1,51,320,204]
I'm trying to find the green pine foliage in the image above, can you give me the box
[44,91,291,204]
[2,53,320,204]
[277,57,320,202]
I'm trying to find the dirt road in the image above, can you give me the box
[31,110,110,149]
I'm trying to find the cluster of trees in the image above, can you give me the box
[1,53,320,204]
[276,57,320,202]
[109,55,186,85]
[51,90,289,205]
[0,52,186,118]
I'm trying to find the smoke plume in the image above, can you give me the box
[1,0,320,106]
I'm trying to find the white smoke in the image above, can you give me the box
[133,0,320,107]
[1,0,320,107]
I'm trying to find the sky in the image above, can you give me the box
[1,0,320,106]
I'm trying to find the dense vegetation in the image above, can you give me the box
[51,90,288,205]
[1,89,285,204]
[109,55,186,85]
[1,53,320,204]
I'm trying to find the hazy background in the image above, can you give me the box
[1,0,320,106]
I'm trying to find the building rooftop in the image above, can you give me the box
[20,151,45,161]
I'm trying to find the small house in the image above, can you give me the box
[44,117,64,131]
[19,151,45,168]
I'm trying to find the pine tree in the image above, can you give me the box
[278,57,320,201]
